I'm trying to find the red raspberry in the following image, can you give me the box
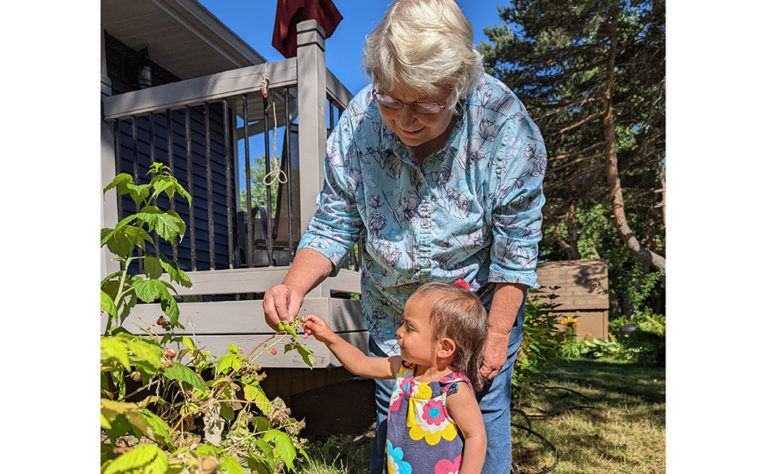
[156,317,165,326]
[165,349,176,359]
[271,349,278,355]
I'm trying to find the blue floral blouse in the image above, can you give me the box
[298,73,547,355]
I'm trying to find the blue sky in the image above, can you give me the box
[199,0,507,95]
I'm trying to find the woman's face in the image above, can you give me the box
[375,83,454,152]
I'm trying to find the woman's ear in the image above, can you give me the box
[437,337,456,359]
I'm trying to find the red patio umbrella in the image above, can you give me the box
[272,0,343,58]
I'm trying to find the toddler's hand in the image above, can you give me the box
[302,314,335,344]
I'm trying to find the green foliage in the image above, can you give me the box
[481,0,666,315]
[101,163,316,473]
[240,154,280,216]
[561,337,638,361]
[513,288,566,401]
[610,310,665,366]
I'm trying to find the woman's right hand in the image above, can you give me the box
[263,283,305,331]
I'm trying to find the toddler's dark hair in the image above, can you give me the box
[411,282,488,391]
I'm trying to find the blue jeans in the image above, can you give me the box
[368,297,526,474]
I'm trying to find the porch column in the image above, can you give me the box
[101,29,120,278]
[296,20,330,297]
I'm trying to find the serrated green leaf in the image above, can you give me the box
[144,256,163,279]
[220,455,246,474]
[104,173,134,194]
[227,344,241,354]
[284,342,314,368]
[216,353,243,376]
[132,278,165,303]
[103,444,164,474]
[220,403,235,422]
[263,430,296,471]
[160,295,180,325]
[106,414,134,443]
[194,444,219,457]
[127,339,163,369]
[251,416,270,433]
[159,254,193,288]
[101,399,153,436]
[164,363,204,389]
[243,384,271,414]
[154,212,185,242]
[141,409,174,448]
[101,290,117,318]
[101,337,131,371]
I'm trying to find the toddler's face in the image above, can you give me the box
[396,295,437,366]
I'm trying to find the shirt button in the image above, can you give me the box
[421,219,430,228]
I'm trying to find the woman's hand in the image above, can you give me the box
[263,283,305,331]
[480,330,510,380]
[302,314,337,344]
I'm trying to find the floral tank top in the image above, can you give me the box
[385,360,474,474]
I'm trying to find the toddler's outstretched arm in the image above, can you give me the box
[446,383,487,474]
[303,314,400,379]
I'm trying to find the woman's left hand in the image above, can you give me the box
[480,330,510,380]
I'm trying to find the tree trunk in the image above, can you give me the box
[554,203,581,260]
[603,21,666,273]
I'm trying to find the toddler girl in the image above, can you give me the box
[303,282,488,474]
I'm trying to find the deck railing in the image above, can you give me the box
[100,21,365,365]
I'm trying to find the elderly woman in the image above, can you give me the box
[263,0,546,472]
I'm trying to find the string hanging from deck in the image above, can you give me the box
[260,70,287,187]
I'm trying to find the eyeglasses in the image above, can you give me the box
[372,88,447,115]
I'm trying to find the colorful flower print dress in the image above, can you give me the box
[385,360,474,474]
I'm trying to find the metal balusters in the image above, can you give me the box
[149,112,160,257]
[284,88,294,260]
[166,108,178,263]
[204,103,216,270]
[185,106,197,271]
[223,99,234,269]
[130,116,144,274]
[263,95,274,266]
[243,95,254,268]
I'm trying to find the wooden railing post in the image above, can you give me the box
[296,20,331,297]
[101,30,120,279]
[296,20,327,236]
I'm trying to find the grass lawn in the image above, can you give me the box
[298,359,665,473]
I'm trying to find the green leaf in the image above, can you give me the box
[159,254,193,288]
[160,296,180,325]
[127,339,163,369]
[101,399,153,439]
[230,410,250,441]
[144,256,163,279]
[153,212,185,242]
[164,362,204,389]
[101,290,117,318]
[103,173,134,195]
[284,342,314,368]
[251,416,270,433]
[141,409,174,449]
[103,444,165,474]
[243,384,271,414]
[220,455,246,474]
[132,278,166,303]
[220,403,235,422]
[194,444,219,457]
[101,337,131,371]
[216,353,243,376]
[263,429,296,471]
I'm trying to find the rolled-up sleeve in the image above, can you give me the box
[297,112,363,273]
[489,116,547,288]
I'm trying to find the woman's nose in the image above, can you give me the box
[397,106,419,127]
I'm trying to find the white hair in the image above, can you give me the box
[363,0,484,111]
